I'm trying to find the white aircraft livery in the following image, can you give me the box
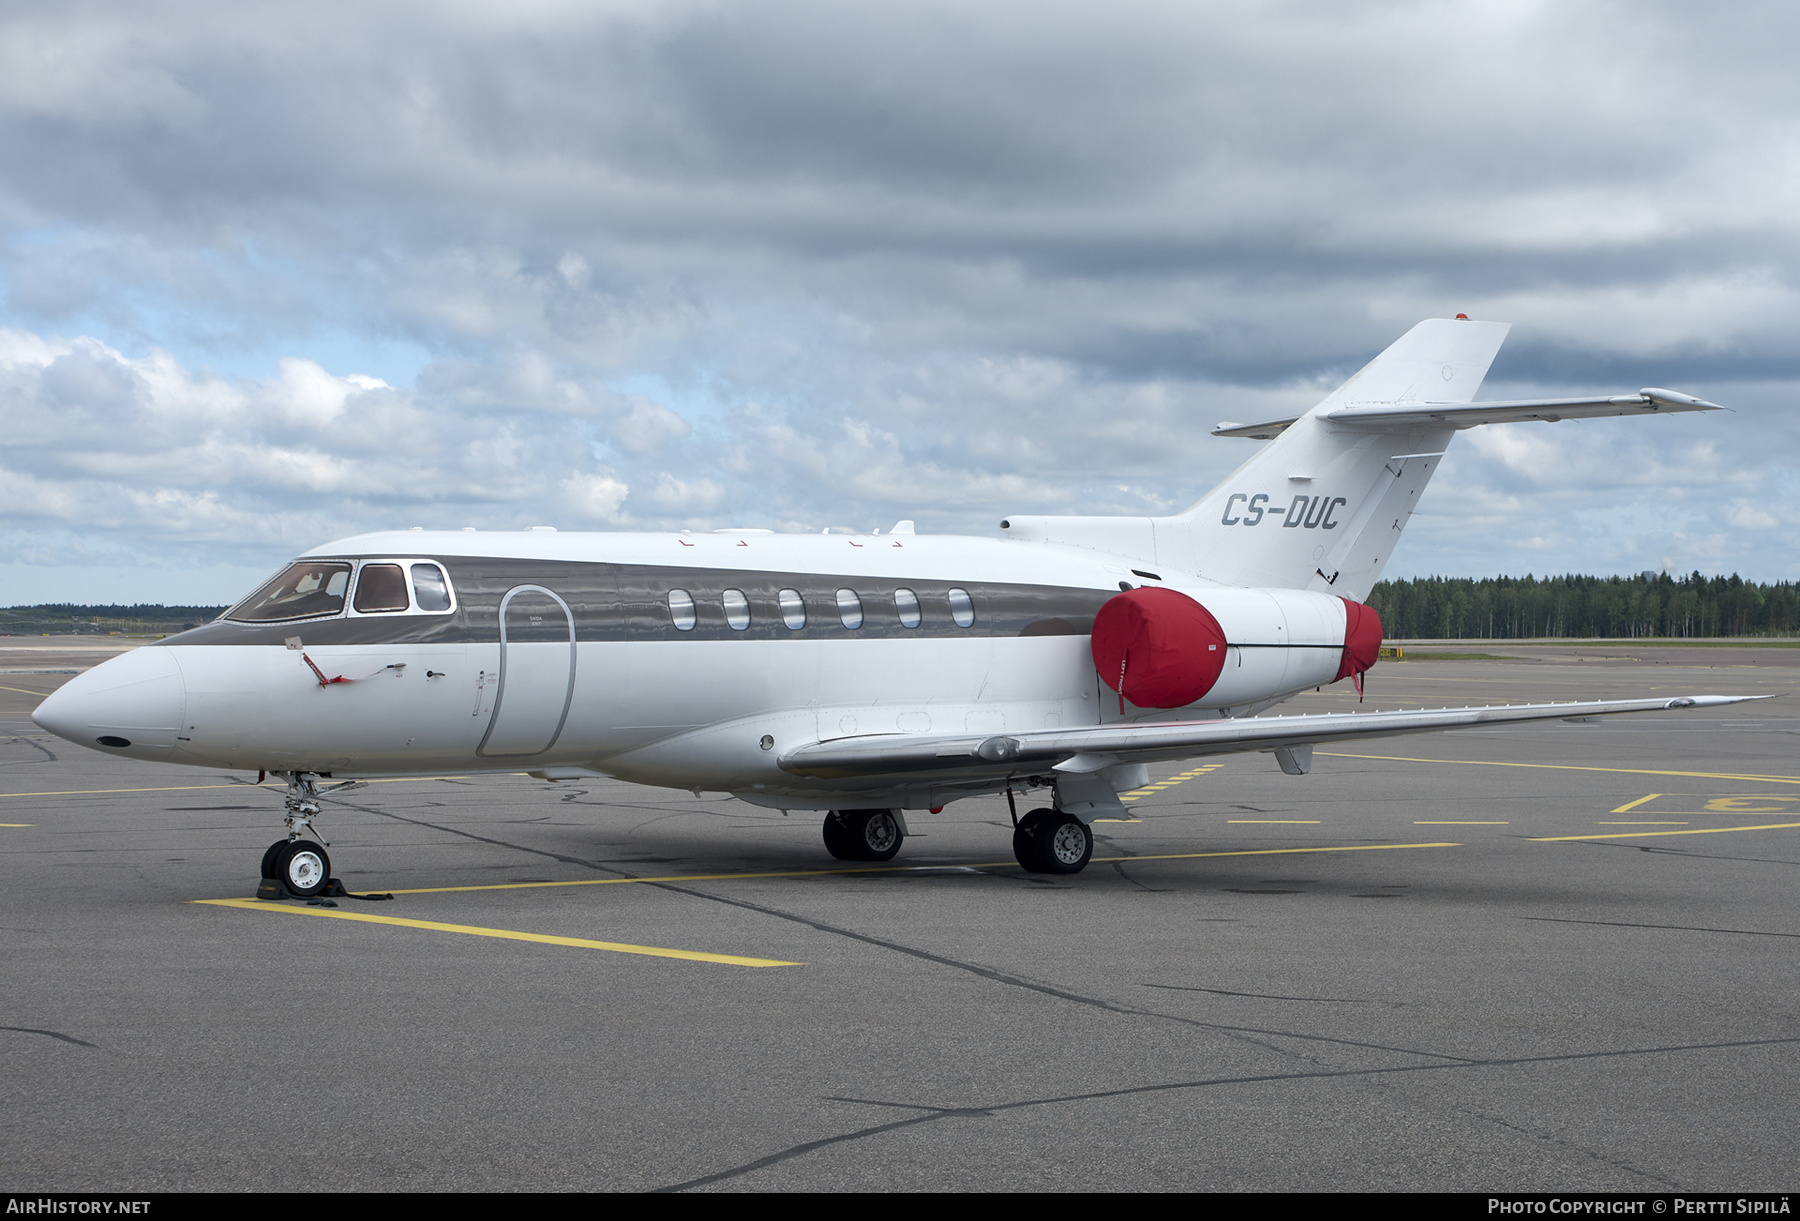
[31,317,1752,896]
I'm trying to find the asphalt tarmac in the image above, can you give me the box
[3,638,1797,1192]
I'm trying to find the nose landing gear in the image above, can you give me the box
[255,772,352,899]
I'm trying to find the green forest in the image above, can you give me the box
[1369,573,1800,640]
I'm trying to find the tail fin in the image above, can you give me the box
[1161,318,1509,599]
[999,317,1720,599]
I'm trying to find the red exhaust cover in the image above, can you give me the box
[1336,597,1383,682]
[1090,587,1228,709]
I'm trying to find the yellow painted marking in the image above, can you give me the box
[1531,822,1800,842]
[1611,794,1662,814]
[1415,821,1508,825]
[1093,818,1142,823]
[1320,753,1800,786]
[1103,842,1457,862]
[1705,795,1800,813]
[0,683,53,696]
[1228,819,1320,824]
[193,897,800,967]
[1118,765,1222,803]
[0,823,32,827]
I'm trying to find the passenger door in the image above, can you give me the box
[477,585,577,757]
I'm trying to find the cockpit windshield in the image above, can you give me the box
[226,562,353,622]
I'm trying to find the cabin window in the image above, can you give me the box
[353,564,410,613]
[410,563,453,612]
[226,561,352,622]
[836,588,863,629]
[723,589,750,630]
[778,588,806,630]
[894,588,921,628]
[668,589,697,631]
[948,587,975,628]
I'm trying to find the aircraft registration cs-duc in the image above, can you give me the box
[33,318,1755,896]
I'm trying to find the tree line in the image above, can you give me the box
[1368,573,1800,639]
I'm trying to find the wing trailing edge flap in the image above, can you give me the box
[776,695,1762,781]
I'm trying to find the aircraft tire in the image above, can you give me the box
[277,840,332,898]
[840,809,903,862]
[822,813,856,860]
[1012,808,1057,872]
[260,840,287,880]
[1038,813,1093,875]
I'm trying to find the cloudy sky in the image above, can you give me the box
[3,0,1796,605]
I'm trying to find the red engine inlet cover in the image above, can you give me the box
[1336,596,1383,682]
[1090,587,1228,710]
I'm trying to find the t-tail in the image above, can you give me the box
[1001,317,1722,600]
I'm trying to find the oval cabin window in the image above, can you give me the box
[778,589,806,630]
[948,587,975,628]
[723,589,750,630]
[668,589,697,631]
[894,588,921,628]
[836,589,864,630]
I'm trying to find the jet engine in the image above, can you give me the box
[1091,586,1382,710]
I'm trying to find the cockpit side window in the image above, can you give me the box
[353,564,410,613]
[410,563,453,612]
[226,562,353,622]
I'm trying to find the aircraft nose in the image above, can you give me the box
[31,646,187,759]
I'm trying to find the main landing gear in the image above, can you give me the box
[822,809,905,862]
[256,773,349,900]
[1012,807,1093,875]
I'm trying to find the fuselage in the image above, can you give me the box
[33,526,1360,810]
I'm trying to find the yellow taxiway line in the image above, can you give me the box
[1530,821,1800,842]
[1319,753,1800,786]
[193,897,800,967]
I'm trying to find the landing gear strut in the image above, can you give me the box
[1012,808,1093,875]
[822,809,905,862]
[256,772,346,899]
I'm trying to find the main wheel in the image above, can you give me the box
[277,839,331,897]
[260,840,287,880]
[822,812,855,860]
[1012,808,1057,872]
[838,809,903,861]
[1038,813,1093,875]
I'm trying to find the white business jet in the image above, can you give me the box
[32,318,1747,896]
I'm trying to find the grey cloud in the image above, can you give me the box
[2,1,1798,597]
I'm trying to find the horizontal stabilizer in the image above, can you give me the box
[779,695,1764,781]
[1214,388,1720,439]
[1322,388,1723,430]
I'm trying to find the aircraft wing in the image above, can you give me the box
[778,695,1760,781]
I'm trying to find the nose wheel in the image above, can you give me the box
[259,839,332,897]
[255,772,350,899]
